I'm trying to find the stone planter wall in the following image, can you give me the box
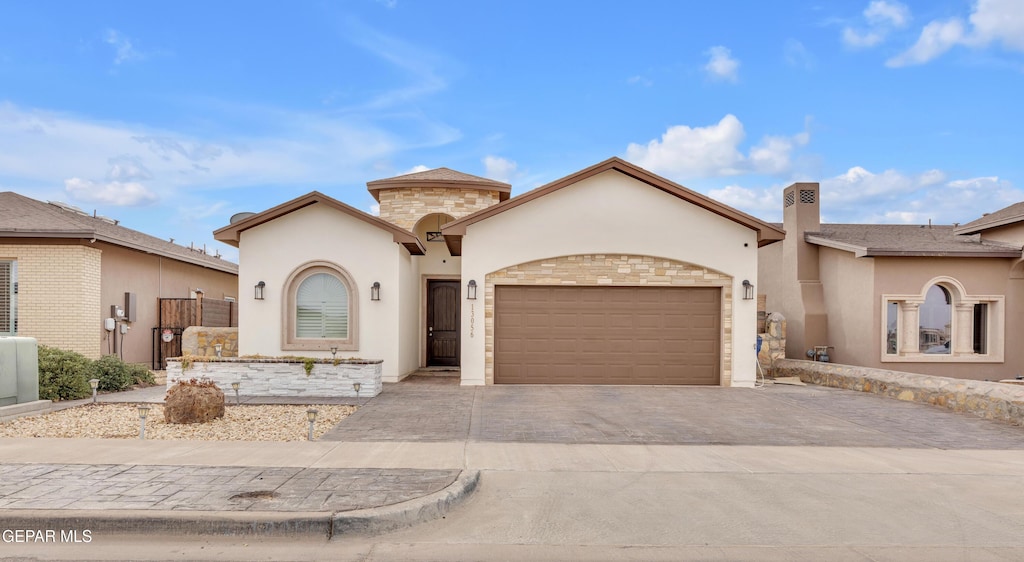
[165,357,382,398]
[774,358,1024,426]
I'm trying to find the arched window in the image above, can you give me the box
[919,285,951,354]
[283,262,359,351]
[881,276,1004,363]
[296,273,348,338]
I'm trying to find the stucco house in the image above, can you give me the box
[758,182,1024,380]
[0,192,238,365]
[213,157,784,387]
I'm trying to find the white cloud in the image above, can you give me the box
[783,39,815,69]
[707,184,781,217]
[970,0,1024,51]
[624,114,810,178]
[401,164,430,175]
[842,28,885,48]
[703,46,739,83]
[703,168,1022,226]
[104,29,145,65]
[64,177,158,206]
[842,1,910,49]
[626,75,653,87]
[0,100,458,215]
[886,19,967,67]
[887,0,1024,66]
[864,0,910,27]
[483,155,517,183]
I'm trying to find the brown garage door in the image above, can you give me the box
[494,286,720,385]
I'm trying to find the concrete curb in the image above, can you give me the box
[332,469,481,537]
[0,470,481,539]
[0,510,334,538]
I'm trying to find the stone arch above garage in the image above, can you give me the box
[483,254,734,386]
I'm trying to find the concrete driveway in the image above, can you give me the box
[321,376,1024,449]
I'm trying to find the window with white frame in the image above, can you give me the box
[882,276,1004,363]
[0,260,15,335]
[282,262,359,351]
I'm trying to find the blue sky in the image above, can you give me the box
[1,0,1022,262]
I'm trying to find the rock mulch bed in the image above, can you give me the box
[0,404,356,441]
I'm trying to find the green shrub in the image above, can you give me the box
[129,363,156,385]
[92,355,157,391]
[37,345,92,401]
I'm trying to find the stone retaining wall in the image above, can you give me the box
[774,358,1024,426]
[181,327,239,358]
[165,357,382,398]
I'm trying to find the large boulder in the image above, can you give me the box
[164,379,225,424]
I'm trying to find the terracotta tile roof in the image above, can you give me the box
[805,223,1022,258]
[0,191,238,273]
[954,201,1024,235]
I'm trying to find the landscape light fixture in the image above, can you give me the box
[231,381,240,405]
[467,280,477,300]
[137,404,151,440]
[742,280,754,300]
[353,382,361,398]
[306,408,319,441]
[89,378,99,404]
[371,281,381,301]
[254,281,266,300]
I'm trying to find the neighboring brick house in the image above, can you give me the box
[758,183,1024,381]
[0,192,238,364]
[214,158,784,387]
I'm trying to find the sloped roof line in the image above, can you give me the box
[366,167,512,203]
[212,191,426,255]
[954,201,1024,235]
[440,157,786,247]
[0,191,238,273]
[805,223,1022,258]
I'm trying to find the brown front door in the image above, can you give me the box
[427,280,460,367]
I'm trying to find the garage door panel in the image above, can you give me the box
[495,286,720,385]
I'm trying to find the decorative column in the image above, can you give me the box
[954,302,976,355]
[900,301,921,354]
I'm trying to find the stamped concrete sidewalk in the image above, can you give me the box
[1,375,1022,539]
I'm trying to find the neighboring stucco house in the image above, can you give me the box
[0,192,239,364]
[214,157,784,387]
[759,182,1024,380]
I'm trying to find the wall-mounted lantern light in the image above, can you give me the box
[254,281,266,300]
[371,281,381,301]
[467,279,477,300]
[742,280,754,300]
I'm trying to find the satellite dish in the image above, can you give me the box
[229,212,256,224]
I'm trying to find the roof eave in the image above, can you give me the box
[954,215,1024,235]
[367,179,512,203]
[863,249,1023,258]
[213,191,426,256]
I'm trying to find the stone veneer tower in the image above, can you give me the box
[366,168,512,230]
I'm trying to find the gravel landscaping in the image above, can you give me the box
[0,403,357,441]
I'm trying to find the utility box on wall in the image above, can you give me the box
[0,336,39,406]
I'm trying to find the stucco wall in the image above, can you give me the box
[458,170,760,387]
[818,246,875,365]
[866,256,1017,380]
[237,203,413,381]
[0,242,101,358]
[97,242,238,365]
